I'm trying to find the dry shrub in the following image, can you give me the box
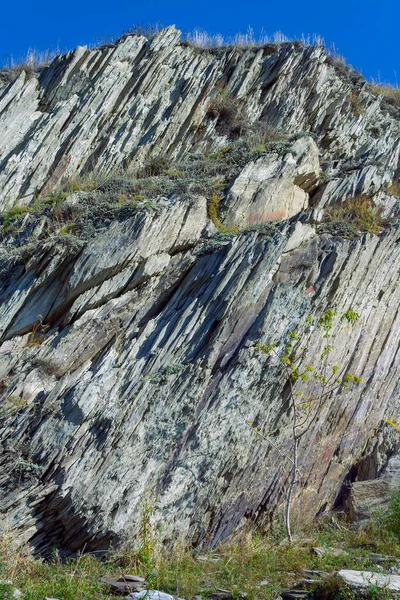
[387,179,400,197]
[370,82,400,107]
[347,90,363,116]
[245,120,288,148]
[324,194,387,235]
[206,96,247,138]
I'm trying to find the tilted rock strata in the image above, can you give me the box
[0,27,399,212]
[0,28,399,555]
[1,203,400,553]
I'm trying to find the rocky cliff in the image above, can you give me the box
[0,26,399,556]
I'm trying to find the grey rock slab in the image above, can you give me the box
[337,570,400,591]
[347,452,400,521]
[312,547,349,557]
[127,592,174,600]
[223,138,319,228]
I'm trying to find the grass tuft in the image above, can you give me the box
[323,195,387,236]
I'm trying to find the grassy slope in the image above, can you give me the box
[1,516,400,600]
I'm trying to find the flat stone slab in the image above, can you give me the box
[128,592,174,600]
[337,570,400,591]
[312,547,349,557]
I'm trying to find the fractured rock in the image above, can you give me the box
[223,137,319,228]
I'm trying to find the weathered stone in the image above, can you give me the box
[101,576,146,594]
[223,137,319,228]
[281,591,309,600]
[128,592,174,600]
[122,576,147,583]
[347,453,400,520]
[337,570,400,592]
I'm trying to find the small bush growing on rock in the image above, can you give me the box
[387,179,400,198]
[1,204,30,232]
[208,193,238,233]
[347,90,364,117]
[244,120,288,149]
[206,96,248,138]
[252,309,363,543]
[139,155,170,177]
[323,195,386,235]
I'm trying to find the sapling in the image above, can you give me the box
[250,308,362,543]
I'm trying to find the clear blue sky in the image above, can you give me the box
[1,0,398,84]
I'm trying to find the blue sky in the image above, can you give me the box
[1,0,398,84]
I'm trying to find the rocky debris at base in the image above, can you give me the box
[281,570,329,599]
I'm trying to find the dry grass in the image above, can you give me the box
[324,195,387,235]
[185,27,291,49]
[370,81,400,107]
[388,179,400,197]
[3,48,59,74]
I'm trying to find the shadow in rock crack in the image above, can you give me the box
[30,485,119,557]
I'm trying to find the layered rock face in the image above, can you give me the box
[0,27,400,555]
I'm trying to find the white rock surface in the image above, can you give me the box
[128,592,174,600]
[337,570,400,592]
[223,137,319,227]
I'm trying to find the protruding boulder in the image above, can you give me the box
[222,137,319,229]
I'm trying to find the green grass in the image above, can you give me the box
[2,516,400,600]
